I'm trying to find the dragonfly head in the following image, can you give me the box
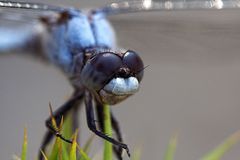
[80,50,144,105]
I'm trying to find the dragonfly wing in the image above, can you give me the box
[109,9,240,64]
[0,8,48,56]
[0,0,68,56]
[99,0,240,15]
[0,21,44,54]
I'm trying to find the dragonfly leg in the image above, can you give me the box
[85,91,130,157]
[96,102,124,160]
[38,90,84,160]
[111,111,124,159]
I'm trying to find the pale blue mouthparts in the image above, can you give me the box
[103,77,139,95]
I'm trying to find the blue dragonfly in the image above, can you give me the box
[0,0,240,159]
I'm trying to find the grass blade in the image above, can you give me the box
[49,137,61,160]
[12,155,21,160]
[21,127,27,160]
[131,147,142,160]
[83,135,95,154]
[62,112,73,140]
[62,141,70,160]
[79,135,95,160]
[201,130,240,160]
[77,144,92,160]
[70,132,77,160]
[164,133,178,160]
[49,103,58,129]
[49,114,62,160]
[103,104,113,160]
[40,150,49,160]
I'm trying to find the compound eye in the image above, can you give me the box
[80,52,122,91]
[91,52,122,76]
[123,50,144,81]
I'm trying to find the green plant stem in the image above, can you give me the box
[21,128,27,160]
[103,104,113,160]
[164,133,178,160]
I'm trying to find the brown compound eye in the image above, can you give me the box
[123,50,144,81]
[80,52,122,91]
[92,52,122,76]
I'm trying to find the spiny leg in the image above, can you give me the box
[111,110,124,159]
[84,91,130,157]
[96,102,124,160]
[39,91,84,160]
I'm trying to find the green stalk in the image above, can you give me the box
[21,128,27,160]
[164,133,178,160]
[103,104,113,160]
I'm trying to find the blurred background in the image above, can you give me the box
[1,0,240,159]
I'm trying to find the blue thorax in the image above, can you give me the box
[42,9,116,74]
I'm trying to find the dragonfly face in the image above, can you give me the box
[80,50,144,105]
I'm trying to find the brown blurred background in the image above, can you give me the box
[1,1,240,160]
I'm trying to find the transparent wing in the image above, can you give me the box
[108,8,240,66]
[0,1,62,55]
[100,0,240,15]
[0,1,67,11]
[0,12,43,54]
[98,0,240,64]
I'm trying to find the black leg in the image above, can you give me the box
[111,111,124,159]
[95,102,104,131]
[96,102,124,160]
[84,91,130,157]
[38,91,84,160]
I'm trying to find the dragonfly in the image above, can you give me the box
[0,0,239,160]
